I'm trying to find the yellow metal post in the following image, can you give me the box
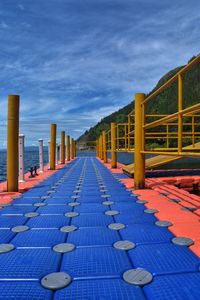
[178,74,183,153]
[128,115,131,151]
[60,131,65,164]
[134,93,145,189]
[7,95,20,192]
[111,122,117,168]
[71,138,74,159]
[74,140,76,158]
[66,135,70,161]
[50,124,57,170]
[102,131,107,163]
[96,140,98,157]
[99,135,102,159]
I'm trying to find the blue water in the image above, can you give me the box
[0,149,200,182]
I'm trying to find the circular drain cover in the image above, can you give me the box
[100,189,108,192]
[71,195,80,199]
[53,243,75,253]
[68,202,80,207]
[108,223,125,230]
[144,209,158,214]
[0,243,15,253]
[12,225,29,233]
[182,207,196,212]
[34,203,46,207]
[41,272,72,290]
[168,198,181,203]
[113,240,136,251]
[47,190,55,194]
[155,220,172,227]
[25,212,39,218]
[172,237,194,246]
[100,185,107,188]
[136,200,148,204]
[160,192,169,196]
[123,269,153,286]
[60,225,77,233]
[101,194,111,198]
[105,210,119,216]
[41,196,50,200]
[102,201,114,206]
[65,212,79,218]
[73,190,81,193]
[0,203,11,207]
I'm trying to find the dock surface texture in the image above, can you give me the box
[0,157,200,300]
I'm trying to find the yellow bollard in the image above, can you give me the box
[74,140,76,158]
[96,140,99,157]
[134,93,145,189]
[66,135,70,161]
[71,138,74,159]
[60,131,65,164]
[102,131,107,163]
[111,122,117,168]
[50,124,57,170]
[7,95,20,192]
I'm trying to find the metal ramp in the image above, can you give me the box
[0,157,199,299]
[123,142,200,176]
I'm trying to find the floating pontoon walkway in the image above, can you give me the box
[0,157,200,299]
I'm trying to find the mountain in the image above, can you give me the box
[77,55,200,144]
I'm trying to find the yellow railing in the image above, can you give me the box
[96,54,200,189]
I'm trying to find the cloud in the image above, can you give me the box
[0,0,199,146]
[0,21,8,29]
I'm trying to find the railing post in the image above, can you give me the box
[60,131,65,164]
[7,95,20,192]
[111,122,117,168]
[128,115,131,151]
[18,134,25,182]
[38,139,44,173]
[50,124,57,170]
[134,93,145,189]
[178,74,183,153]
[66,135,70,161]
[102,131,107,163]
[96,140,99,157]
[99,134,103,160]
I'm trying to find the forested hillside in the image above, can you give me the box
[77,55,200,143]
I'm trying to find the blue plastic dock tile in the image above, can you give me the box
[37,205,72,214]
[61,246,132,278]
[143,272,200,300]
[74,203,106,213]
[12,229,66,247]
[12,198,43,204]
[78,196,103,203]
[111,202,143,211]
[55,278,145,300]
[0,281,52,300]
[26,215,70,228]
[0,205,37,214]
[121,224,174,244]
[67,227,119,246]
[0,229,15,243]
[0,216,27,228]
[44,198,72,204]
[72,213,113,227]
[129,243,200,275]
[0,249,61,278]
[114,214,157,225]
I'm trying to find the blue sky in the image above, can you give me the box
[0,0,200,147]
